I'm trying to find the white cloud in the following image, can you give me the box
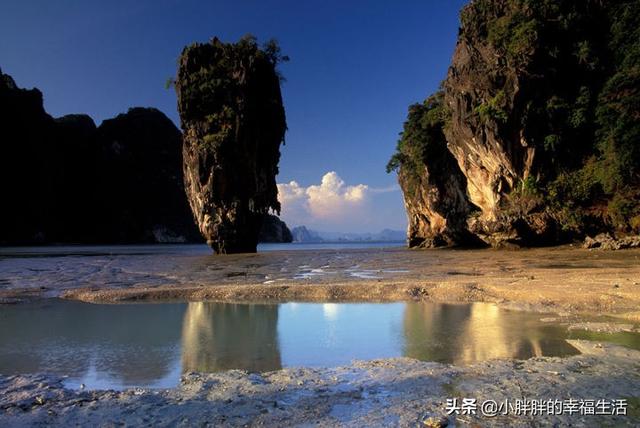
[277,171,403,232]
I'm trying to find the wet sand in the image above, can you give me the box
[2,245,639,317]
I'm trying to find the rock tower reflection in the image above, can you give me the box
[181,302,282,372]
[402,302,576,364]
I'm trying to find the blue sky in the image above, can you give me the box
[1,0,467,233]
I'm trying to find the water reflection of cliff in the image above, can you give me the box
[0,300,184,385]
[403,302,576,364]
[181,302,281,373]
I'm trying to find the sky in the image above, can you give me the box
[1,0,467,233]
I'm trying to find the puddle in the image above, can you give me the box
[349,271,382,279]
[567,329,640,350]
[0,300,630,390]
[293,268,334,280]
[346,265,383,279]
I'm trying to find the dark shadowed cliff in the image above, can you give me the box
[174,36,287,254]
[0,70,200,245]
[258,214,293,243]
[291,226,324,243]
[389,0,640,248]
[95,108,201,243]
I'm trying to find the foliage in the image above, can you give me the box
[551,0,640,229]
[479,0,639,229]
[175,35,288,152]
[502,175,543,216]
[474,90,508,124]
[486,11,537,65]
[386,92,449,196]
[608,194,637,228]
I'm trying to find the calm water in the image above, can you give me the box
[0,242,404,258]
[258,242,405,251]
[0,300,618,390]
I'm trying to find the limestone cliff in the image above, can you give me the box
[174,36,287,253]
[95,108,201,243]
[258,214,293,243]
[291,226,323,243]
[0,69,200,244]
[0,70,57,244]
[390,93,479,248]
[390,0,640,248]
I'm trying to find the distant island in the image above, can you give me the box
[259,214,293,243]
[290,226,405,243]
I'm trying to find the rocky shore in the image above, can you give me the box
[0,341,638,427]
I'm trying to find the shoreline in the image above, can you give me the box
[1,340,638,426]
[1,246,639,319]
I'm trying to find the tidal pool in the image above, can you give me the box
[0,300,618,390]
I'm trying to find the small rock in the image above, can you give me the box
[422,416,449,427]
[583,233,640,250]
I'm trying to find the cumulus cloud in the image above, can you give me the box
[277,171,402,232]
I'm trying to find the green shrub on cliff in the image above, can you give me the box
[176,34,288,152]
[386,92,449,196]
[474,90,508,124]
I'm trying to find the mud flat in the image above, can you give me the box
[2,245,639,318]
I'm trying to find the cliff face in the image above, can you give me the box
[175,36,287,254]
[258,214,293,243]
[95,108,201,243]
[0,69,200,244]
[0,71,56,244]
[291,226,323,243]
[390,0,640,247]
[391,94,479,248]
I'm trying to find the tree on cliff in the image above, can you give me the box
[174,35,288,254]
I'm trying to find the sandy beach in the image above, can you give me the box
[2,245,639,317]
